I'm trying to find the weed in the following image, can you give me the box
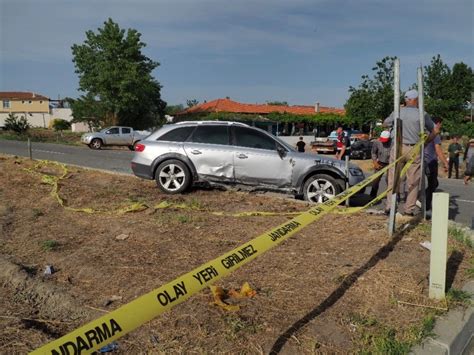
[416,223,431,234]
[177,215,189,224]
[223,315,260,337]
[467,258,474,278]
[446,288,472,306]
[32,208,44,218]
[448,226,473,249]
[189,198,203,210]
[41,240,59,251]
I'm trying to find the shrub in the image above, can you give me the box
[4,113,31,134]
[51,118,71,132]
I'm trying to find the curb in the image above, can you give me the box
[411,280,474,355]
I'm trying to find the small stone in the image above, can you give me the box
[116,234,129,240]
[44,265,55,275]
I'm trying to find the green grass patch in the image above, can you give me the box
[446,288,472,306]
[351,312,439,354]
[448,225,473,249]
[41,240,59,251]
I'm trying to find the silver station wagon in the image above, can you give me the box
[131,121,365,203]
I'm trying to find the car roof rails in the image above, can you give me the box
[174,121,249,126]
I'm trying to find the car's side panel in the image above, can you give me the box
[183,142,235,183]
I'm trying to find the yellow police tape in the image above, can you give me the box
[31,139,423,355]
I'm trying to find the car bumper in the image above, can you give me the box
[81,136,93,144]
[131,162,154,180]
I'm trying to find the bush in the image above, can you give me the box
[4,113,31,134]
[51,118,71,132]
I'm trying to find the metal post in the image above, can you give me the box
[429,193,449,300]
[27,138,32,160]
[345,155,350,207]
[388,58,400,236]
[418,67,426,219]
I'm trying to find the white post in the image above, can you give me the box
[418,67,426,219]
[388,58,400,236]
[429,192,449,300]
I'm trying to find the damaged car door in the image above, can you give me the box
[232,126,293,187]
[183,125,235,183]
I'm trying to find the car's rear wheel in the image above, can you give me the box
[89,138,102,150]
[303,174,342,204]
[155,160,191,194]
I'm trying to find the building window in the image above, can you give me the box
[22,100,25,104]
[40,101,43,104]
[28,100,32,104]
[3,100,10,109]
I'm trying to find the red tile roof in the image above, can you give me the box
[0,92,49,100]
[177,98,345,116]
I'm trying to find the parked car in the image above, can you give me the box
[350,139,374,160]
[131,121,365,203]
[81,126,149,150]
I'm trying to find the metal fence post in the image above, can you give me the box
[388,58,400,236]
[345,155,350,207]
[27,138,32,160]
[418,67,426,219]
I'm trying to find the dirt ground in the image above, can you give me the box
[0,155,472,354]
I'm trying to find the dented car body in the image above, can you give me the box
[131,121,365,203]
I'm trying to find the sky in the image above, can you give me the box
[0,0,472,108]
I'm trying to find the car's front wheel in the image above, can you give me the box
[155,160,191,194]
[89,138,102,150]
[303,174,342,204]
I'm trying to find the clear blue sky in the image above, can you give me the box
[0,0,472,108]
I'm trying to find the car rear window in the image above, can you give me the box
[157,126,195,142]
[189,126,229,145]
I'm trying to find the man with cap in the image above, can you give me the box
[383,89,436,216]
[370,130,391,199]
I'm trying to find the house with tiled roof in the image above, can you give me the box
[176,98,346,136]
[177,98,345,116]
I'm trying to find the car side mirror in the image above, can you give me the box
[277,145,287,158]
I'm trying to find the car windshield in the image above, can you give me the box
[271,133,296,151]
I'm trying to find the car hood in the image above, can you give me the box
[289,152,360,170]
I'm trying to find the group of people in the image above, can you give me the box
[369,89,474,217]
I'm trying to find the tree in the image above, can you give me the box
[51,119,71,137]
[165,104,185,115]
[4,113,30,134]
[423,55,474,132]
[266,101,288,106]
[186,99,199,108]
[71,18,166,129]
[345,56,397,128]
[69,94,106,131]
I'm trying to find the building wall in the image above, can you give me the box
[0,112,52,128]
[1,99,49,113]
[51,108,73,122]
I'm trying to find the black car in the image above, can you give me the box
[350,139,373,160]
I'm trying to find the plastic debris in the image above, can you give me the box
[99,341,119,353]
[420,241,431,251]
[44,265,55,275]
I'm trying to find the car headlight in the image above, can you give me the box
[349,168,364,176]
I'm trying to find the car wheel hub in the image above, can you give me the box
[306,179,336,203]
[159,164,185,191]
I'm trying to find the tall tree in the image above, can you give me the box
[345,56,397,128]
[71,18,166,129]
[423,55,473,127]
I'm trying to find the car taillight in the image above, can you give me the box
[135,143,146,152]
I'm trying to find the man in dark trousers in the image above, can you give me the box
[447,136,463,179]
[370,130,391,199]
[424,117,448,212]
[296,136,306,152]
[383,89,436,216]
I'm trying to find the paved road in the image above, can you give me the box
[1,139,472,227]
[0,139,133,175]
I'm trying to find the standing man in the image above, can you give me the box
[335,126,350,160]
[383,89,435,216]
[447,136,463,179]
[370,130,392,199]
[296,136,306,152]
[424,117,448,212]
